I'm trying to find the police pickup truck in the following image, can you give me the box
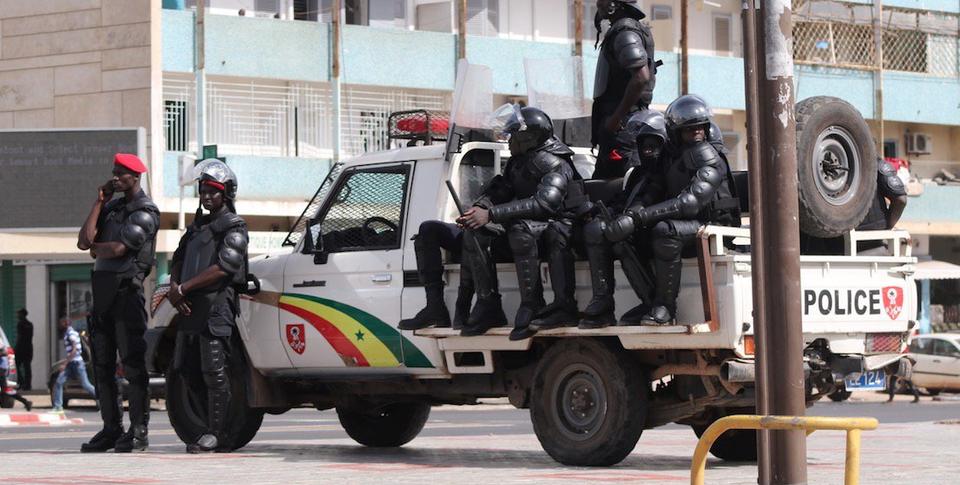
[151,97,916,466]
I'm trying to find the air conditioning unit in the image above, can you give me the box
[905,132,932,155]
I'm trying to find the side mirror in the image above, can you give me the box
[304,226,329,265]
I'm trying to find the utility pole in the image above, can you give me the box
[332,0,342,163]
[754,0,808,482]
[740,0,771,481]
[680,0,689,94]
[574,0,584,57]
[185,0,206,232]
[873,0,885,156]
[457,0,467,60]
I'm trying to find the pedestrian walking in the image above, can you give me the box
[51,318,97,413]
[14,308,33,391]
[76,153,159,453]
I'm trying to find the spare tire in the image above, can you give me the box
[795,96,877,238]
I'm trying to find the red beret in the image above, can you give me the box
[114,153,147,173]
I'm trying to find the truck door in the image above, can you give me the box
[281,163,413,370]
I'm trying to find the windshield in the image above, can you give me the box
[283,163,345,247]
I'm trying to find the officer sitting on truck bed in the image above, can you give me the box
[603,95,740,325]
[459,106,581,340]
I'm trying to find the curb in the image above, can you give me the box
[0,412,84,427]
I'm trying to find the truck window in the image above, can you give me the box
[309,165,410,253]
[910,338,933,354]
[284,163,345,247]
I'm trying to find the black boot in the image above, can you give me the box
[618,303,651,325]
[80,427,124,453]
[579,296,617,329]
[509,304,540,341]
[114,424,148,453]
[452,286,473,330]
[398,288,451,330]
[640,257,681,326]
[531,300,579,330]
[460,294,508,336]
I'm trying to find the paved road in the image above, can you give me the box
[2,394,958,484]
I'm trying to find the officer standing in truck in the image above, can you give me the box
[167,160,249,453]
[591,0,657,179]
[77,153,159,452]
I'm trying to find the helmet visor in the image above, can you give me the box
[487,103,526,141]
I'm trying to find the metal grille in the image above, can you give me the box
[315,167,409,251]
[793,0,959,78]
[162,76,196,153]
[284,162,345,246]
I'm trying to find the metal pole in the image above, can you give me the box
[574,0,584,57]
[457,0,467,60]
[186,1,206,232]
[681,0,689,94]
[873,0,884,156]
[756,0,807,482]
[740,0,771,482]
[332,0,342,163]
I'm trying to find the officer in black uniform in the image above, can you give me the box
[800,158,908,255]
[459,107,581,340]
[397,221,475,331]
[605,95,740,325]
[167,160,249,453]
[592,0,657,179]
[77,153,159,452]
[580,110,669,328]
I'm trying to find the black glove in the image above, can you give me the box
[603,214,636,242]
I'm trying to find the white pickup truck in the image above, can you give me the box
[152,98,917,466]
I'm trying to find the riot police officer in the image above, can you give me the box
[77,153,159,452]
[459,107,580,340]
[592,0,657,179]
[398,220,476,330]
[605,95,740,325]
[167,160,249,453]
[581,110,668,328]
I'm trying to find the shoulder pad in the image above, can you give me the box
[682,141,721,170]
[210,212,246,234]
[530,151,566,174]
[877,161,906,197]
[127,209,158,230]
[613,29,647,69]
[610,17,643,34]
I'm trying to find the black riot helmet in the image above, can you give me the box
[597,0,646,21]
[502,106,555,156]
[626,109,667,146]
[194,159,239,201]
[665,94,713,142]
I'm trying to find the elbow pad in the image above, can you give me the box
[120,210,158,250]
[217,230,248,275]
[877,160,907,197]
[614,30,648,70]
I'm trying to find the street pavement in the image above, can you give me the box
[1,392,958,484]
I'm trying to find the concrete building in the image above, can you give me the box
[0,0,958,388]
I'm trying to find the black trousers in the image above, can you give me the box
[91,285,150,431]
[16,357,31,391]
[592,108,647,180]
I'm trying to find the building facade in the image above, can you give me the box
[1,0,958,387]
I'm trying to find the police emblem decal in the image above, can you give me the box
[286,323,306,354]
[882,286,903,320]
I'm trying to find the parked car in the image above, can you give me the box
[907,333,960,394]
[47,325,167,409]
[0,326,20,409]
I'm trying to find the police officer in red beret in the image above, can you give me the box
[77,153,159,453]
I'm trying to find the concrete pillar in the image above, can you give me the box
[919,279,931,334]
[23,264,49,392]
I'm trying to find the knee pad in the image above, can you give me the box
[508,226,537,253]
[651,221,683,261]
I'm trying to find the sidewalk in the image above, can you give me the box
[0,410,84,427]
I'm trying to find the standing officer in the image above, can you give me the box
[167,160,248,453]
[77,153,159,452]
[14,308,33,391]
[604,95,740,325]
[459,106,580,340]
[592,0,657,179]
[580,110,668,328]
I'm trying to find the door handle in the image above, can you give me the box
[371,274,392,283]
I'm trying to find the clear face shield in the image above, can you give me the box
[192,159,233,185]
[487,104,538,156]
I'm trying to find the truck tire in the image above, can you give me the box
[336,401,431,447]
[529,339,647,467]
[691,408,758,462]
[166,336,264,451]
[828,385,852,402]
[795,96,877,238]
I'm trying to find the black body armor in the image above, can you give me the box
[592,17,657,142]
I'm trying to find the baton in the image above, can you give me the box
[597,200,655,304]
[446,180,491,272]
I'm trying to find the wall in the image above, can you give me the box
[162,152,330,200]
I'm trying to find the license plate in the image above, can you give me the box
[844,369,886,390]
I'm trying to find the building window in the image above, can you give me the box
[164,100,189,152]
[466,0,498,37]
[417,2,452,32]
[651,4,672,20]
[315,0,407,27]
[713,14,732,56]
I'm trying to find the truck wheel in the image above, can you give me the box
[336,401,431,447]
[529,339,647,467]
[691,408,758,462]
[795,96,877,238]
[166,336,264,451]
